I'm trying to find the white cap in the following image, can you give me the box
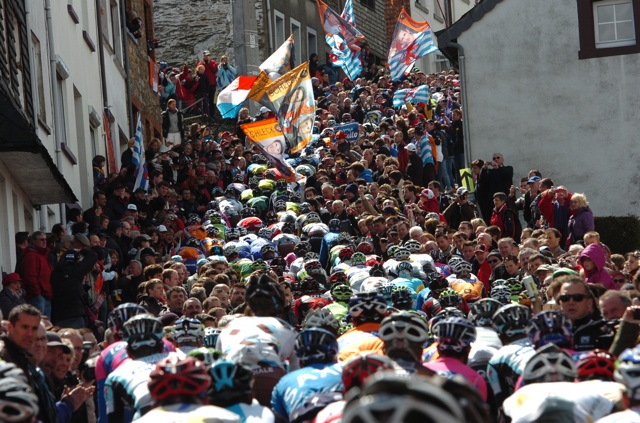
[158,225,168,232]
[260,106,270,114]
[127,204,138,211]
[406,143,417,152]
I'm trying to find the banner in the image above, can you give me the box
[103,112,118,173]
[247,71,276,111]
[334,122,359,143]
[388,9,439,81]
[260,34,294,81]
[132,113,148,192]
[392,85,430,108]
[240,118,298,182]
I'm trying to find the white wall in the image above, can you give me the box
[457,0,640,217]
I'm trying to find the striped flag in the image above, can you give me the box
[325,0,362,81]
[216,75,258,118]
[388,9,439,81]
[132,113,148,192]
[392,85,430,108]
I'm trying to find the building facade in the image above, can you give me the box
[437,0,640,217]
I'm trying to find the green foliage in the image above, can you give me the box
[595,216,640,254]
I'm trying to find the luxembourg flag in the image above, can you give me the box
[392,85,430,108]
[216,75,258,119]
[132,113,148,192]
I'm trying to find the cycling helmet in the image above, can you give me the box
[172,318,205,344]
[429,308,466,335]
[209,245,223,256]
[576,349,616,382]
[207,359,253,407]
[248,176,261,190]
[107,303,147,334]
[336,232,351,245]
[396,261,413,277]
[342,372,465,423]
[303,259,323,275]
[430,373,491,423]
[225,228,240,241]
[257,227,273,240]
[394,247,411,261]
[187,347,223,366]
[433,316,477,353]
[615,345,640,401]
[203,327,222,348]
[404,240,422,254]
[148,356,211,401]
[223,244,238,257]
[447,255,465,269]
[275,179,287,191]
[185,237,202,249]
[338,246,355,261]
[208,211,222,224]
[468,298,502,328]
[391,286,414,310]
[427,272,449,295]
[491,278,507,288]
[430,249,447,264]
[233,173,245,183]
[378,281,396,302]
[331,283,354,302]
[369,264,386,278]
[504,278,523,294]
[328,219,341,232]
[295,328,339,365]
[187,213,202,226]
[254,154,266,164]
[421,297,443,319]
[330,272,348,285]
[351,252,367,267]
[356,242,374,254]
[379,311,429,347]
[274,200,287,212]
[225,186,241,199]
[304,212,322,225]
[211,187,224,197]
[289,192,301,204]
[240,207,256,218]
[450,259,472,276]
[348,292,388,325]
[522,343,577,385]
[0,361,39,423]
[205,225,220,238]
[341,353,395,391]
[122,314,164,350]
[252,259,268,271]
[437,288,463,308]
[490,285,512,305]
[303,252,319,261]
[527,310,573,349]
[260,244,276,256]
[492,304,532,337]
[386,245,399,260]
[299,202,312,214]
[302,308,341,336]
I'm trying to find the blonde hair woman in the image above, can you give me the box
[567,193,594,246]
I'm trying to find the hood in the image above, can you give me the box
[579,243,606,273]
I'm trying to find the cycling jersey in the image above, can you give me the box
[424,356,488,401]
[503,381,624,423]
[598,409,640,423]
[132,403,241,423]
[226,402,275,423]
[323,301,349,321]
[486,337,535,406]
[271,362,343,421]
[105,352,174,422]
[337,322,383,362]
[314,400,345,423]
[216,316,299,371]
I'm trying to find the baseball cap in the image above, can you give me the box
[139,248,156,258]
[475,244,488,253]
[528,176,541,184]
[406,144,417,152]
[158,225,168,233]
[47,332,71,353]
[260,106,270,114]
[456,187,469,197]
[203,50,211,56]
[127,204,138,211]
[74,234,90,247]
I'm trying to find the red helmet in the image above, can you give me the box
[576,349,616,381]
[342,353,394,391]
[338,247,354,260]
[357,242,374,254]
[148,356,211,401]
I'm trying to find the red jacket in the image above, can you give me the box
[198,59,218,86]
[19,246,53,299]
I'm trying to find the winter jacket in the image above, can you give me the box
[443,202,479,231]
[490,203,517,239]
[572,311,614,352]
[19,245,53,299]
[198,58,218,86]
[161,108,184,138]
[579,243,615,290]
[0,287,26,318]
[567,206,595,246]
[51,249,98,323]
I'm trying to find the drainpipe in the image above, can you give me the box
[441,41,470,167]
[120,0,134,135]
[44,0,66,222]
[96,0,109,123]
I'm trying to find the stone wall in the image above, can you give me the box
[153,0,265,69]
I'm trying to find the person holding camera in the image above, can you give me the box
[443,187,479,230]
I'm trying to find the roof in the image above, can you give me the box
[436,0,505,67]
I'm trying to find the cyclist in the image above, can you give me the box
[0,361,40,423]
[172,317,205,354]
[599,345,640,422]
[337,292,388,362]
[378,311,433,376]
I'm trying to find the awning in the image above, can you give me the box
[0,83,77,205]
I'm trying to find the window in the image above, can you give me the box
[55,73,67,144]
[31,33,47,126]
[594,0,635,48]
[111,0,123,64]
[290,18,301,64]
[307,28,317,58]
[434,0,444,22]
[274,10,285,48]
[360,0,375,10]
[578,0,640,59]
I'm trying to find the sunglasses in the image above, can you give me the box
[557,293,588,303]
[493,156,501,160]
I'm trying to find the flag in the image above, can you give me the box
[325,0,362,80]
[132,113,148,192]
[241,118,298,182]
[216,75,258,118]
[247,71,277,111]
[392,85,430,108]
[317,0,364,50]
[103,112,118,173]
[388,9,439,81]
[260,35,294,81]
